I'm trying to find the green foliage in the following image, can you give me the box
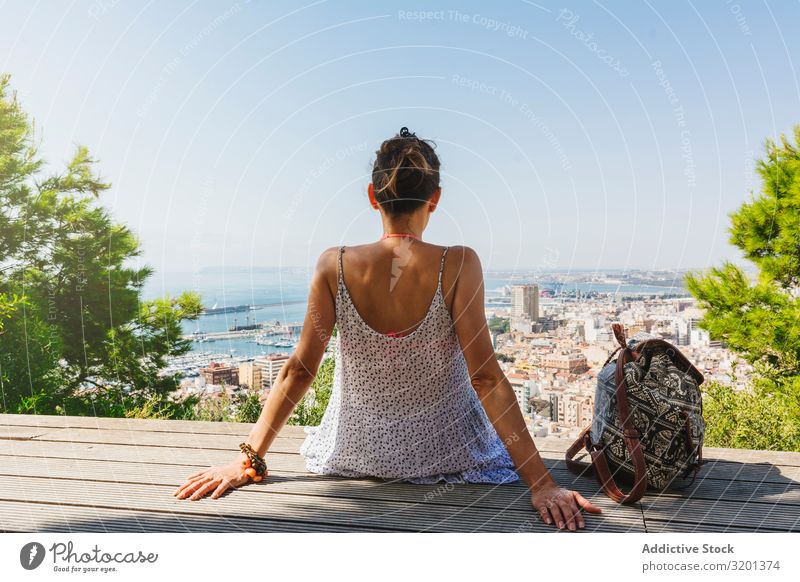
[233,386,263,423]
[702,381,800,452]
[287,357,334,426]
[488,315,510,334]
[186,386,266,423]
[0,73,199,416]
[686,125,800,451]
[496,352,515,363]
[686,262,800,372]
[0,293,21,330]
[190,390,237,423]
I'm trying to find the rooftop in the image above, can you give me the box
[1,413,798,533]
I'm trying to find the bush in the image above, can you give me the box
[702,380,800,452]
[287,357,334,426]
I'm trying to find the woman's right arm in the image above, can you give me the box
[447,246,601,530]
[173,248,337,501]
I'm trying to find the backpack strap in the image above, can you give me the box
[565,324,648,505]
[565,426,594,476]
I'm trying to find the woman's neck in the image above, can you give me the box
[380,212,427,240]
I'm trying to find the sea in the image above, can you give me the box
[143,269,688,359]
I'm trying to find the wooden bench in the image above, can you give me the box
[1,414,798,532]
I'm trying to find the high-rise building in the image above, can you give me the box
[254,353,291,390]
[548,393,560,422]
[238,361,263,390]
[511,284,539,321]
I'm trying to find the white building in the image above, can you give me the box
[254,353,291,390]
[508,376,534,414]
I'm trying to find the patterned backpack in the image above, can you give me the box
[566,324,706,504]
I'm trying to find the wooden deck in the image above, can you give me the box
[1,413,798,533]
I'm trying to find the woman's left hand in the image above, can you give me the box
[173,460,255,501]
[530,481,602,531]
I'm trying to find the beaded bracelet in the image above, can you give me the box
[239,442,267,482]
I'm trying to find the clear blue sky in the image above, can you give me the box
[2,0,798,276]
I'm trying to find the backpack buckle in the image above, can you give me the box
[583,431,602,452]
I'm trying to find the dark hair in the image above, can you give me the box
[371,127,440,214]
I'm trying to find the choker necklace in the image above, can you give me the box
[381,233,421,241]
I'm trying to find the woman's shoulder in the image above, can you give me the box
[317,246,341,269]
[443,244,478,258]
[440,246,483,308]
[314,247,342,296]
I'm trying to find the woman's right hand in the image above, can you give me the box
[173,456,263,501]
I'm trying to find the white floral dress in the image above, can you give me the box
[299,245,519,484]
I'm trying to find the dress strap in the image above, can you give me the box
[337,246,345,285]
[437,246,449,287]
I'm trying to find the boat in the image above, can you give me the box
[202,301,252,315]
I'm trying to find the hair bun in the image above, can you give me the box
[372,128,440,214]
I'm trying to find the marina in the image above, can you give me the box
[201,299,307,315]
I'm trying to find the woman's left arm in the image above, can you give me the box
[174,248,337,500]
[448,246,602,530]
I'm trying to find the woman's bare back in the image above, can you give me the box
[331,241,460,336]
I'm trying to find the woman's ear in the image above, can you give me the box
[428,189,441,212]
[367,183,379,210]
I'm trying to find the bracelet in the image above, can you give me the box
[239,442,268,482]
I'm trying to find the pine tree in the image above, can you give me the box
[0,74,201,415]
[686,126,800,451]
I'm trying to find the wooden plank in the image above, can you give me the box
[0,446,623,502]
[11,414,799,464]
[0,414,580,452]
[656,478,800,506]
[24,427,304,454]
[1,413,248,432]
[555,454,800,485]
[0,413,307,439]
[696,458,800,484]
[0,426,47,440]
[0,439,622,484]
[568,464,800,506]
[0,474,643,532]
[644,519,766,533]
[19,426,585,457]
[540,437,800,466]
[18,425,800,476]
[642,496,800,532]
[4,439,799,489]
[702,446,800,467]
[0,500,387,533]
[0,439,305,469]
[0,455,640,525]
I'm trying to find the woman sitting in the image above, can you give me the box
[174,127,601,531]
